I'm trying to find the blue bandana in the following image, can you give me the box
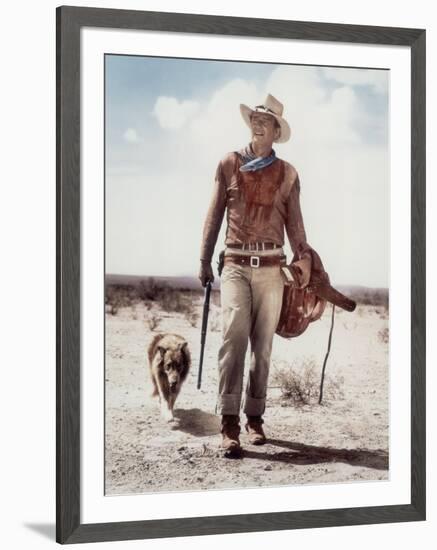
[238,144,277,172]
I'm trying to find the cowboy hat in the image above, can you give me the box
[240,93,291,144]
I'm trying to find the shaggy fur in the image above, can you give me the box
[147,333,191,421]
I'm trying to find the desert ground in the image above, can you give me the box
[105,280,389,496]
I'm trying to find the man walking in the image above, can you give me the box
[199,94,312,457]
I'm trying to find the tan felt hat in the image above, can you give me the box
[240,93,291,143]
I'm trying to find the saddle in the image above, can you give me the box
[276,245,356,338]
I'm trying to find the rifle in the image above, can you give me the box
[197,280,212,389]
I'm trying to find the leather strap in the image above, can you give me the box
[227,242,282,251]
[224,254,286,268]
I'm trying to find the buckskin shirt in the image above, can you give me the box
[200,146,311,262]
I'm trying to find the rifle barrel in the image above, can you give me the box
[197,281,212,389]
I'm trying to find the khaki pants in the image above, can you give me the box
[215,250,285,416]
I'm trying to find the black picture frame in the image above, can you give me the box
[56,5,426,544]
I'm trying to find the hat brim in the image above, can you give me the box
[240,104,291,144]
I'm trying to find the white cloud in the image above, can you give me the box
[188,79,258,160]
[153,96,200,129]
[123,128,140,143]
[320,67,389,94]
[264,66,362,146]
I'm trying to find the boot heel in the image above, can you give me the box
[220,415,243,458]
[245,416,267,445]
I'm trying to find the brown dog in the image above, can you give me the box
[147,333,191,421]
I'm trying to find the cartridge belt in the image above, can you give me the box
[227,242,282,251]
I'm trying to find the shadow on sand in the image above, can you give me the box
[172,408,220,436]
[170,411,387,470]
[243,438,388,470]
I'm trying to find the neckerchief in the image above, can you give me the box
[238,144,277,172]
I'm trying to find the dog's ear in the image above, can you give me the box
[179,341,190,365]
[179,342,189,359]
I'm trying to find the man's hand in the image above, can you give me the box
[199,261,214,287]
[290,257,311,289]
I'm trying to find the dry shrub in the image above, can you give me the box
[147,314,161,331]
[106,279,200,319]
[351,287,389,308]
[138,278,163,302]
[271,358,344,406]
[378,327,389,344]
[105,285,135,315]
[158,288,194,315]
[379,306,389,320]
[187,310,199,328]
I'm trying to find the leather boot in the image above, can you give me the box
[245,415,267,445]
[220,414,242,457]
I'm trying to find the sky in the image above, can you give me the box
[105,55,389,287]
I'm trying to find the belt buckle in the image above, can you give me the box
[250,256,260,268]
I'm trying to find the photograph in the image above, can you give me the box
[104,54,390,496]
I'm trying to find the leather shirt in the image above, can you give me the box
[200,148,310,262]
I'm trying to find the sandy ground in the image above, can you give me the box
[105,294,389,495]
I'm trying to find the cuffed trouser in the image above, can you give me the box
[215,254,284,416]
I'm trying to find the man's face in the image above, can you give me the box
[250,112,280,148]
